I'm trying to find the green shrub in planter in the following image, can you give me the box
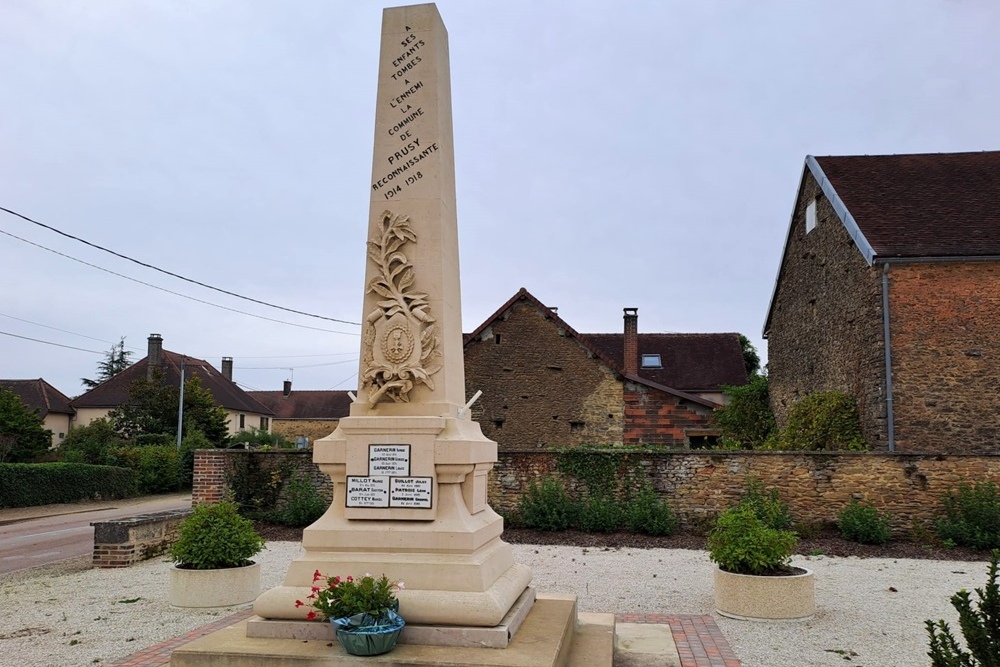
[707,504,798,575]
[579,493,624,533]
[740,477,793,530]
[936,482,1000,551]
[838,500,892,545]
[169,501,265,570]
[625,484,677,537]
[518,476,579,531]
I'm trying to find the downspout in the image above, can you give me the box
[881,263,895,452]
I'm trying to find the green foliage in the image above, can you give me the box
[107,445,181,494]
[178,428,213,488]
[711,375,776,450]
[0,388,52,463]
[707,504,798,575]
[937,483,1000,551]
[58,418,123,465]
[740,477,793,530]
[738,334,762,378]
[518,476,580,531]
[926,550,1000,666]
[555,446,620,495]
[169,500,264,569]
[233,428,294,449]
[773,391,867,451]
[0,462,138,507]
[306,573,401,622]
[227,454,291,518]
[625,484,677,536]
[578,493,624,533]
[108,371,230,446]
[274,472,328,527]
[838,500,892,545]
[81,337,134,389]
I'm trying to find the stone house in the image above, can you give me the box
[764,150,1000,453]
[247,382,351,445]
[0,378,74,446]
[464,288,747,450]
[70,334,273,436]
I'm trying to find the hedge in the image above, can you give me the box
[0,463,139,508]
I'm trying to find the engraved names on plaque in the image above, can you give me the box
[345,444,432,509]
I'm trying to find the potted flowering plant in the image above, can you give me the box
[296,571,405,656]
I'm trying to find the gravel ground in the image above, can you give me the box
[0,541,987,667]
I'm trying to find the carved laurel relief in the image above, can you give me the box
[361,210,443,406]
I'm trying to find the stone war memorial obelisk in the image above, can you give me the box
[254,1,535,634]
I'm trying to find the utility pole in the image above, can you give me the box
[176,359,185,450]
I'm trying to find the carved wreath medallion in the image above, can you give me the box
[361,210,442,407]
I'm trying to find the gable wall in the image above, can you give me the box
[464,299,624,450]
[767,172,888,447]
[623,383,714,446]
[889,261,1000,452]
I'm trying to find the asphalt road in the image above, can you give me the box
[0,493,191,575]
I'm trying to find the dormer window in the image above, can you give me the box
[640,354,662,369]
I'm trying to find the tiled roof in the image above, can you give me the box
[0,379,74,416]
[247,390,352,420]
[464,288,735,408]
[70,350,273,415]
[814,150,1000,258]
[583,333,747,391]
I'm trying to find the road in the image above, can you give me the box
[0,493,191,574]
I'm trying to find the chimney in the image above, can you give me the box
[283,380,292,397]
[221,357,233,381]
[147,334,163,380]
[623,308,638,375]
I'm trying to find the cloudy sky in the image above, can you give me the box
[1,0,998,398]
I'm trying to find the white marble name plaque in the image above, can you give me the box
[390,477,432,509]
[369,444,410,476]
[346,476,390,508]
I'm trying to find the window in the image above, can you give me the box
[260,416,269,431]
[239,414,245,429]
[640,354,662,368]
[805,199,818,233]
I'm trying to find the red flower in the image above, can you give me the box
[311,586,321,593]
[313,570,323,582]
[346,575,353,582]
[294,600,304,608]
[306,611,317,621]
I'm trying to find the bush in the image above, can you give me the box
[107,445,181,494]
[232,428,294,449]
[773,391,867,451]
[578,493,624,533]
[274,472,328,527]
[926,550,1000,666]
[518,476,579,531]
[740,477,793,530]
[937,482,1000,551]
[625,484,677,536]
[169,500,265,570]
[178,428,213,488]
[710,375,776,449]
[0,462,138,507]
[58,418,123,465]
[838,500,892,545]
[707,504,798,575]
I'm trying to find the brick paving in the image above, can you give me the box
[108,610,740,667]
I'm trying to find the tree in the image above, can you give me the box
[711,374,777,449]
[0,388,52,462]
[58,417,123,465]
[739,334,762,378]
[82,337,134,389]
[108,370,230,446]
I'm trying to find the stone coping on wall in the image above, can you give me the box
[92,508,193,569]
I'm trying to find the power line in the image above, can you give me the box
[0,205,361,326]
[0,227,359,336]
[0,330,104,354]
[239,358,357,370]
[0,312,137,350]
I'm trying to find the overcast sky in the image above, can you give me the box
[2,0,999,398]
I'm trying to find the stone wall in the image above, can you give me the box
[766,171,888,448]
[195,449,1000,538]
[92,509,192,568]
[192,449,332,507]
[270,419,339,443]
[888,261,1000,453]
[490,450,1000,534]
[465,297,625,450]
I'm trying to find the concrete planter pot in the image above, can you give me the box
[169,562,261,608]
[713,565,815,621]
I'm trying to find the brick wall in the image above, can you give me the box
[623,382,714,446]
[192,449,332,507]
[192,449,231,504]
[465,297,625,450]
[888,262,1000,453]
[766,171,888,448]
[490,450,1000,534]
